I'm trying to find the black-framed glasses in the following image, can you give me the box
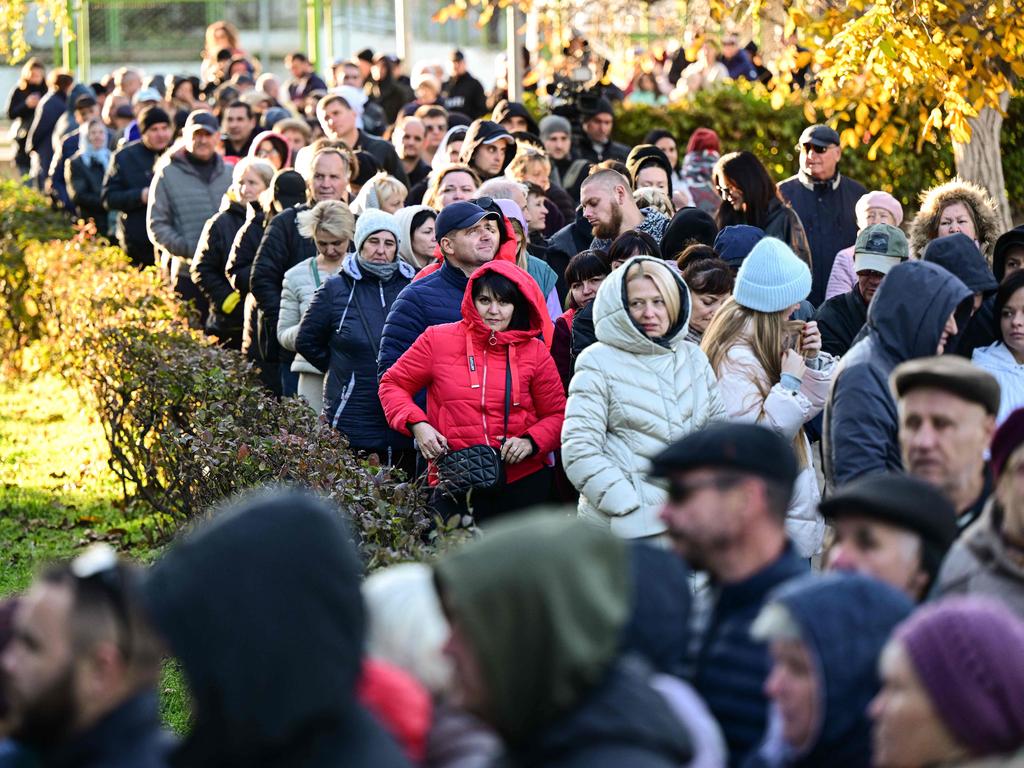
[667,474,744,504]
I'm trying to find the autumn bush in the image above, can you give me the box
[2,181,443,566]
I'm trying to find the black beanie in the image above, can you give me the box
[138,106,171,134]
[661,207,719,261]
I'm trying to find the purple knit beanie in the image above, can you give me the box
[894,596,1024,756]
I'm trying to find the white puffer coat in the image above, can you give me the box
[714,338,831,556]
[562,256,726,539]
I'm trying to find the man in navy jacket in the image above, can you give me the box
[651,423,808,768]
[779,124,867,307]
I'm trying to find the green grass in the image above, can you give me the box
[0,372,191,733]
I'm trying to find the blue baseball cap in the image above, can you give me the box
[435,201,498,240]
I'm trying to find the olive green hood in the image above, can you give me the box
[434,511,631,747]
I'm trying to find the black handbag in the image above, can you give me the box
[434,349,512,495]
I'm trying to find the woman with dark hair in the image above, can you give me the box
[972,269,1024,425]
[552,249,612,391]
[714,150,811,266]
[680,253,734,345]
[379,260,566,522]
[570,230,663,370]
[6,57,47,178]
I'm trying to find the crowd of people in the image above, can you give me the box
[4,19,1024,768]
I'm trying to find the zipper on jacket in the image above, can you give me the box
[480,348,490,446]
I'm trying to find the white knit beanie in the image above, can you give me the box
[733,237,812,312]
[354,209,402,254]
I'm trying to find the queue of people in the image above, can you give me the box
[5,22,1024,768]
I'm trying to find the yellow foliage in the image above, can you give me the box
[1,0,72,63]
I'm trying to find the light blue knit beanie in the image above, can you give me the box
[733,237,812,312]
[354,209,402,254]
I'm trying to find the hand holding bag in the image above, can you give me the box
[435,349,512,495]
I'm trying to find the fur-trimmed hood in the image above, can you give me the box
[908,178,1001,262]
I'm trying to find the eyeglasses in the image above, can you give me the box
[800,143,834,154]
[70,543,135,655]
[667,474,743,504]
[716,184,740,200]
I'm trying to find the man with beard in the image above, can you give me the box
[0,544,169,767]
[581,169,669,252]
[652,423,806,768]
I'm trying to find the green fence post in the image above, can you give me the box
[63,0,78,72]
[307,0,322,70]
[107,2,122,58]
[77,0,90,82]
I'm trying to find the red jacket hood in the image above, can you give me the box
[461,259,550,346]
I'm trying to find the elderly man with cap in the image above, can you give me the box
[779,124,867,307]
[146,109,232,320]
[102,105,173,267]
[308,90,408,187]
[378,200,499,380]
[577,98,630,165]
[892,354,1000,531]
[821,473,958,602]
[652,422,807,768]
[815,223,908,357]
[936,408,1024,617]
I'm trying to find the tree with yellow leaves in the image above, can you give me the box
[1,0,70,64]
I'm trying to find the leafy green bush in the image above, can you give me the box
[1,184,448,567]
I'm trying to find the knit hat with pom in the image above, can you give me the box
[733,237,812,312]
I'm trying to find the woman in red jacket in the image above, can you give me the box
[379,259,566,522]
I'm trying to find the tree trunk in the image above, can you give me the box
[953,91,1013,233]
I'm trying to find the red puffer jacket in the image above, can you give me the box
[379,260,566,485]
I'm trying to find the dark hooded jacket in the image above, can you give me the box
[625,145,674,198]
[747,573,913,768]
[621,544,692,678]
[434,512,693,768]
[141,491,411,768]
[491,100,540,136]
[459,120,516,179]
[923,233,999,357]
[226,203,269,361]
[814,285,868,358]
[824,260,972,488]
[295,253,414,451]
[102,138,163,265]
[191,197,247,346]
[441,72,489,119]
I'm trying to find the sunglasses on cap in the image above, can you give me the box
[70,543,136,654]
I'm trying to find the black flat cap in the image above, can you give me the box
[820,473,958,554]
[890,355,1001,416]
[798,124,840,148]
[649,422,798,487]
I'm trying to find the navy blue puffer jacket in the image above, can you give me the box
[296,255,415,451]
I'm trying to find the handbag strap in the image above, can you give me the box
[503,347,511,440]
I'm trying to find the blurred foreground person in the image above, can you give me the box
[870,597,1024,767]
[0,545,170,767]
[749,573,913,768]
[141,490,410,768]
[434,512,695,767]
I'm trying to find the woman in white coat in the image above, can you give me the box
[277,200,354,412]
[972,269,1024,425]
[562,256,726,540]
[701,237,832,557]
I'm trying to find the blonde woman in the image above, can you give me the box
[563,256,725,539]
[349,171,408,215]
[701,237,833,557]
[908,178,1001,260]
[279,200,355,411]
[191,156,275,349]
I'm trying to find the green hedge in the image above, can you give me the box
[1,181,453,566]
[531,83,1022,217]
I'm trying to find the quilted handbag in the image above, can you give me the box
[434,349,512,495]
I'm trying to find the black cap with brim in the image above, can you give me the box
[819,473,958,553]
[798,124,840,148]
[649,422,798,490]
